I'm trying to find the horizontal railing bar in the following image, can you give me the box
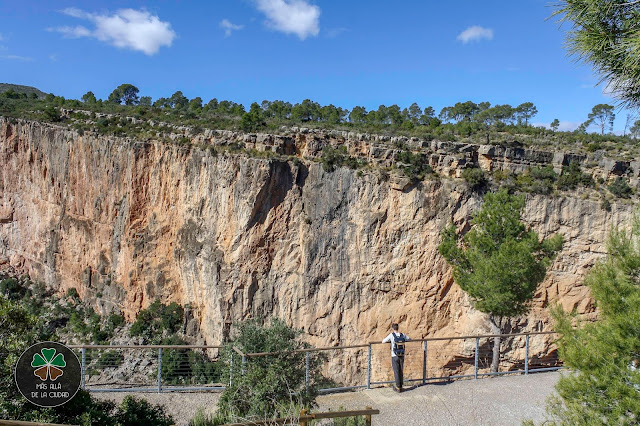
[477,370,526,377]
[233,346,246,357]
[69,331,557,353]
[528,366,563,373]
[244,331,558,357]
[246,344,369,357]
[388,330,558,343]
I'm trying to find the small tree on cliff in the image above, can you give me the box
[545,215,640,424]
[438,189,563,372]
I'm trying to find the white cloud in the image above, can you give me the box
[0,33,4,41]
[49,8,176,55]
[220,19,244,37]
[457,25,493,44]
[0,55,34,62]
[325,27,347,38]
[255,0,320,40]
[49,53,59,62]
[48,25,92,38]
[60,7,92,19]
[534,121,582,132]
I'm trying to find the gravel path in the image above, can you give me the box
[93,371,561,425]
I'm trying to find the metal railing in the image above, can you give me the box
[70,331,561,393]
[68,344,224,392]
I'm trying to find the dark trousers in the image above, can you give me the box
[392,356,404,388]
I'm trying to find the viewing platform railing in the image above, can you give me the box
[69,330,561,393]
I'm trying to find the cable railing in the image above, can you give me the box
[69,330,561,393]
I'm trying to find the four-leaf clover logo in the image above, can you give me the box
[31,348,66,381]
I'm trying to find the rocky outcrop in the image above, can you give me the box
[0,117,636,383]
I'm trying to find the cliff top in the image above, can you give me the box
[0,87,638,162]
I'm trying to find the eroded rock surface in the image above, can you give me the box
[0,117,635,382]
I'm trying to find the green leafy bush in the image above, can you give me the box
[608,177,633,198]
[320,146,365,172]
[114,395,173,426]
[215,318,325,424]
[130,300,184,344]
[462,167,487,189]
[519,166,557,194]
[396,150,433,182]
[159,336,220,385]
[557,163,594,190]
[1,286,174,425]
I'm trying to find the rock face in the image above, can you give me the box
[0,117,635,382]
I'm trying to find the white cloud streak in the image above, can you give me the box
[255,0,320,40]
[0,55,34,62]
[49,8,176,55]
[457,25,493,44]
[220,19,244,37]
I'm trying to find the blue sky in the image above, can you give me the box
[0,0,634,132]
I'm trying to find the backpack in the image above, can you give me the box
[392,333,406,357]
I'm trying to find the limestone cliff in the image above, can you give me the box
[0,117,635,381]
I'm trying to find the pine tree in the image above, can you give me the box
[553,0,640,108]
[547,214,640,424]
[439,189,563,372]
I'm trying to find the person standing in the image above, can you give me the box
[382,323,411,392]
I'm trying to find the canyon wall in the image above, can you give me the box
[0,117,636,381]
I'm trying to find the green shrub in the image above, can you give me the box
[115,395,173,426]
[601,198,612,211]
[130,300,184,344]
[516,166,557,194]
[396,150,433,182]
[215,318,325,424]
[462,167,487,189]
[158,336,220,385]
[43,106,61,122]
[188,407,223,426]
[557,162,594,190]
[107,313,125,330]
[66,287,80,300]
[608,177,633,198]
[320,146,365,172]
[0,277,26,300]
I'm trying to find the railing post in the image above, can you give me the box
[365,406,373,426]
[525,334,530,375]
[366,343,372,389]
[229,352,233,386]
[422,341,427,385]
[300,409,308,426]
[305,352,310,390]
[157,348,162,393]
[474,337,479,379]
[81,347,86,389]
[242,355,246,375]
